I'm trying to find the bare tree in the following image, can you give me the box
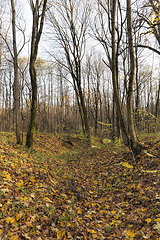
[126,0,142,153]
[137,0,160,55]
[0,1,26,144]
[93,0,126,139]
[11,0,21,144]
[26,0,48,148]
[48,0,91,140]
[93,0,143,155]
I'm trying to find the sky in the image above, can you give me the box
[0,0,159,75]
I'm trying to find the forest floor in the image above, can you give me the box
[0,132,160,240]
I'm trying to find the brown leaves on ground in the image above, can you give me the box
[0,132,160,239]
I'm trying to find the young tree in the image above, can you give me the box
[111,0,130,145]
[0,1,26,144]
[93,0,126,139]
[11,0,21,144]
[26,0,48,148]
[126,0,141,152]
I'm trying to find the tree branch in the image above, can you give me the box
[135,44,160,55]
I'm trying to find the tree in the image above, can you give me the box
[11,0,21,144]
[93,0,126,139]
[111,0,130,145]
[137,0,160,55]
[126,0,141,152]
[93,0,143,155]
[26,0,48,148]
[0,0,26,144]
[48,0,91,140]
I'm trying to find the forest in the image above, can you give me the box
[0,0,160,239]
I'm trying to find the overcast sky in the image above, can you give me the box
[0,0,159,74]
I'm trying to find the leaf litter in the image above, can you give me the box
[0,132,159,239]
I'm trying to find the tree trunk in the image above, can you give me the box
[78,83,90,139]
[111,0,129,145]
[11,0,21,144]
[26,0,47,148]
[26,63,37,147]
[126,0,141,154]
[155,79,160,118]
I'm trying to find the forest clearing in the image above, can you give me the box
[0,132,159,239]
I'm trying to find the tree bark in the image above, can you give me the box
[26,0,47,148]
[127,0,141,153]
[11,0,21,144]
[111,0,129,145]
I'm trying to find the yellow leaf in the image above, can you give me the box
[145,218,152,224]
[0,229,3,236]
[111,211,116,215]
[57,230,65,239]
[67,232,72,238]
[154,218,160,222]
[92,233,98,238]
[137,184,141,190]
[6,173,12,180]
[126,229,135,239]
[60,221,65,227]
[26,221,33,227]
[145,186,152,191]
[86,214,92,220]
[120,162,133,169]
[77,209,82,214]
[16,180,24,187]
[10,235,19,240]
[87,229,96,234]
[66,222,72,227]
[111,219,116,225]
[7,200,11,205]
[5,217,15,224]
[16,212,23,221]
[44,197,52,203]
[142,170,157,173]
[30,176,35,182]
[93,180,98,184]
[21,196,28,202]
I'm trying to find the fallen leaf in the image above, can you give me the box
[145,218,152,224]
[5,217,15,224]
[57,230,65,239]
[87,229,96,234]
[0,229,3,236]
[125,229,135,239]
[153,222,160,232]
[120,162,133,169]
[10,235,19,240]
[67,232,72,238]
[154,218,160,222]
